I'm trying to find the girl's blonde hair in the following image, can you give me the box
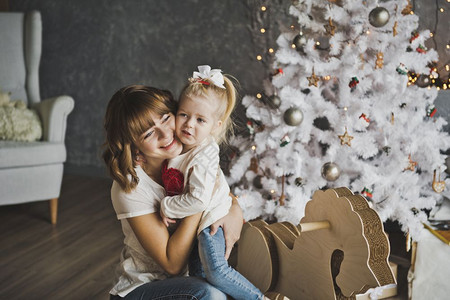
[102,85,177,193]
[180,74,238,144]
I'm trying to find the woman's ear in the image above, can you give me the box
[134,150,147,166]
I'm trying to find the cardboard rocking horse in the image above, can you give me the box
[235,187,396,300]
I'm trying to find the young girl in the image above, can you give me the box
[159,65,265,300]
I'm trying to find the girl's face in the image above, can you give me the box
[135,111,183,164]
[176,94,222,152]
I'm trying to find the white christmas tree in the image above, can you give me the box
[227,0,450,240]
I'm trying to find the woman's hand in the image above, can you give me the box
[210,194,243,260]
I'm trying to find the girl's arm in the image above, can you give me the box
[127,211,201,276]
[210,194,243,260]
[161,144,220,219]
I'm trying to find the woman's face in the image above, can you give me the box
[135,111,182,164]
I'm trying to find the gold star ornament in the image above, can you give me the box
[307,68,320,87]
[338,127,354,146]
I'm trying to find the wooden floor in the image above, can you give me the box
[0,174,122,300]
[0,174,410,300]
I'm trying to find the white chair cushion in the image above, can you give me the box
[0,140,66,168]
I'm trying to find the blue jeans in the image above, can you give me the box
[110,276,226,300]
[191,227,263,300]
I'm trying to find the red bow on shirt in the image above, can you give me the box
[161,160,184,196]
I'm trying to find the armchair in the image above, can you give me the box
[0,11,74,224]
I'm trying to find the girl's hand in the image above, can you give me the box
[210,194,243,260]
[160,210,176,227]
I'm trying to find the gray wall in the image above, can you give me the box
[9,0,449,177]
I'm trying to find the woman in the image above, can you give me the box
[103,85,243,299]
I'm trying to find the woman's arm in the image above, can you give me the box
[127,211,201,275]
[209,194,243,260]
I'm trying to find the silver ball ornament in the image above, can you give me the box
[283,107,303,126]
[253,175,263,189]
[321,162,341,181]
[293,34,307,53]
[295,177,304,186]
[267,94,281,109]
[369,7,390,28]
[415,74,430,88]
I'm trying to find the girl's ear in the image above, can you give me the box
[211,119,223,135]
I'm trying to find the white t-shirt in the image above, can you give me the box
[160,137,232,235]
[109,166,188,297]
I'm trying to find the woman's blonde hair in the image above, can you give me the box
[180,74,238,144]
[102,85,177,193]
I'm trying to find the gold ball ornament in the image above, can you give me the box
[321,162,341,181]
[369,7,390,28]
[283,107,303,126]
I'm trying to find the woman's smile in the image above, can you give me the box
[161,137,177,150]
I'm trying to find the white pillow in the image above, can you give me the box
[0,103,42,142]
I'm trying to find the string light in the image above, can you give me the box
[256,93,262,99]
[366,30,371,35]
[251,145,256,151]
[250,1,276,74]
[409,1,450,90]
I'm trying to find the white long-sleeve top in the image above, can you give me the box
[160,136,232,234]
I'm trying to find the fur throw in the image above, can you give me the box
[0,91,42,142]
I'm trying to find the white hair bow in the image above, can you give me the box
[192,65,225,89]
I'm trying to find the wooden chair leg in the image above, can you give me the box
[49,198,58,225]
